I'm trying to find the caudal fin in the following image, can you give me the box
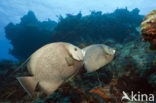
[16,76,38,96]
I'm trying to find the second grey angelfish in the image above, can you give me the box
[82,44,115,73]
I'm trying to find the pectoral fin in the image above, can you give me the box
[65,56,74,66]
[103,49,107,55]
[99,45,108,55]
[16,76,38,96]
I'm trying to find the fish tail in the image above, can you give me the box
[16,76,38,96]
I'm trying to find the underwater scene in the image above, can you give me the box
[0,0,156,103]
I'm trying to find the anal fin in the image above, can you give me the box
[39,80,63,96]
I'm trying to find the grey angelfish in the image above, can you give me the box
[17,42,83,96]
[82,44,115,73]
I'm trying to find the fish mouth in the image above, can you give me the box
[112,49,116,54]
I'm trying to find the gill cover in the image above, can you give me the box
[67,44,83,61]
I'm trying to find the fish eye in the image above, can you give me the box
[74,48,77,51]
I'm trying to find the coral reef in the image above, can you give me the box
[1,36,156,103]
[5,11,57,61]
[5,8,143,61]
[2,8,156,103]
[141,10,156,50]
[52,8,143,45]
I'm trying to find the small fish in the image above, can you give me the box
[17,42,83,96]
[82,44,115,73]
